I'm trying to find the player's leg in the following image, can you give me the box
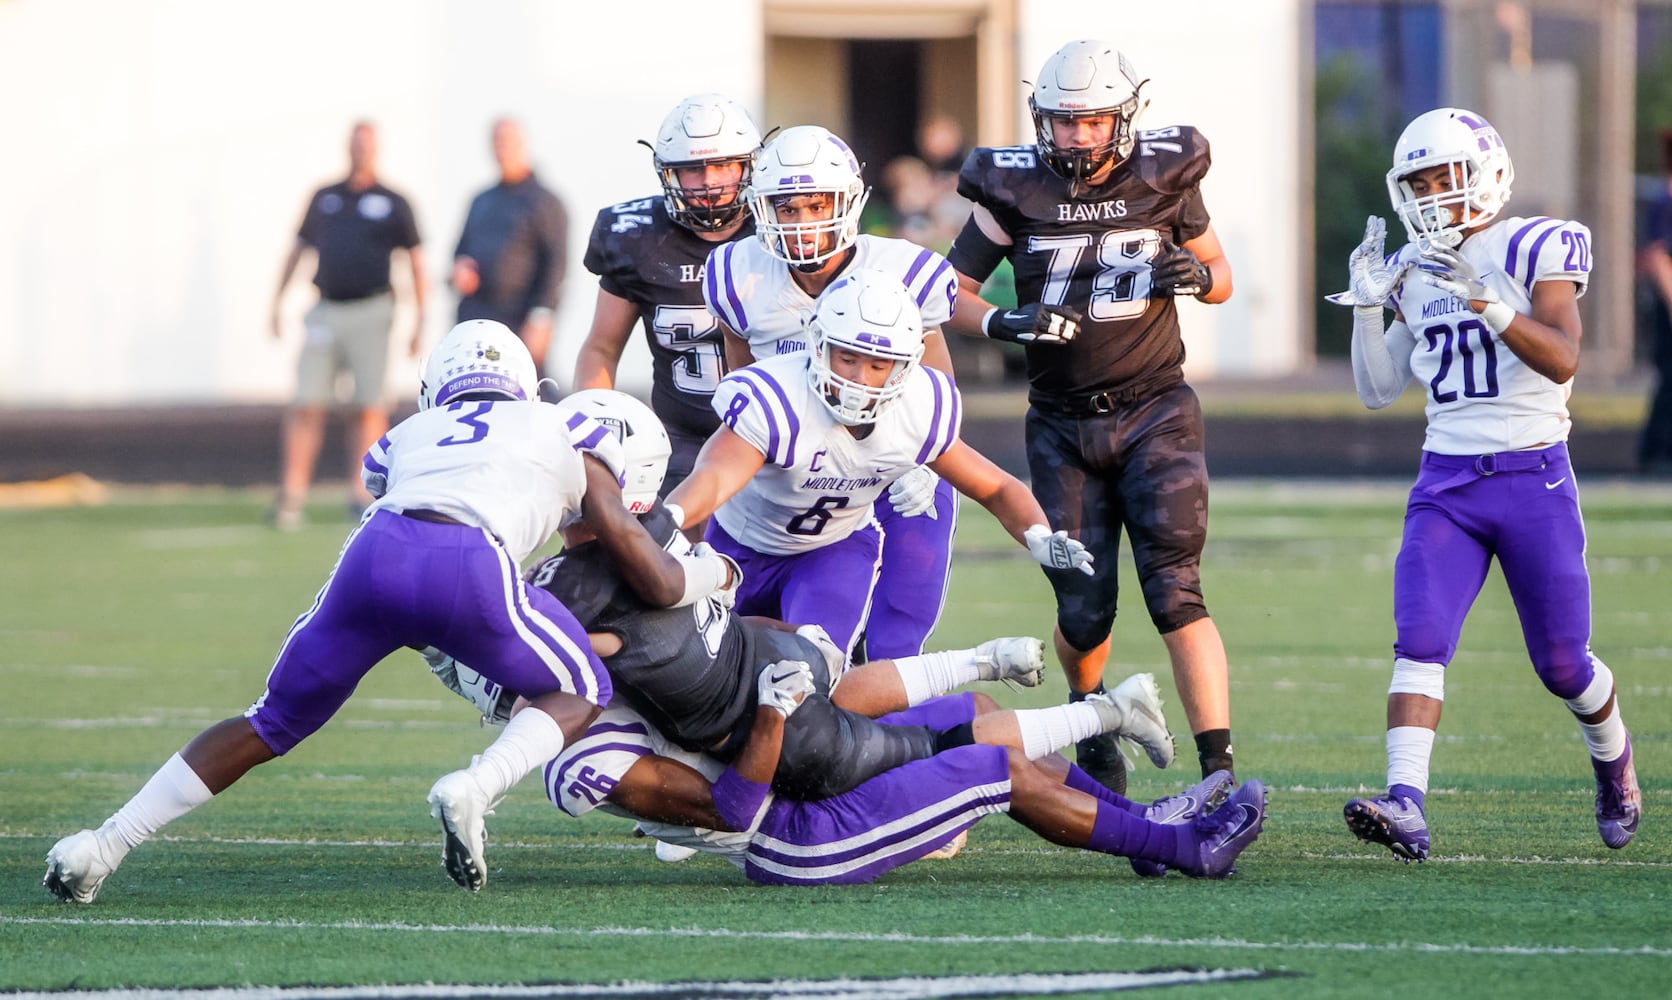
[830,635,1045,716]
[1344,476,1489,861]
[1116,384,1231,778]
[1023,408,1129,793]
[864,477,959,658]
[1497,456,1638,847]
[776,525,883,658]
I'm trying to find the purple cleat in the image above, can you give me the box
[1593,738,1641,850]
[1177,779,1266,879]
[1131,769,1237,878]
[1344,792,1430,862]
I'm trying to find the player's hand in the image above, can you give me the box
[983,302,1082,345]
[1024,524,1095,577]
[1325,216,1409,308]
[758,659,815,718]
[1150,242,1214,298]
[692,542,742,608]
[887,465,940,519]
[1415,245,1499,305]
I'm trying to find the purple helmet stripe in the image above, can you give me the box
[1504,216,1552,280]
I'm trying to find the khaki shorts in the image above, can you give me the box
[294,292,395,407]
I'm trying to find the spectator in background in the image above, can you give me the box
[452,118,568,373]
[1637,129,1672,475]
[269,121,425,530]
[916,114,967,176]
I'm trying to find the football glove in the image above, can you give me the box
[1326,215,1411,309]
[1024,524,1095,577]
[1415,245,1515,332]
[423,647,516,725]
[983,302,1082,345]
[758,659,816,718]
[691,541,742,609]
[887,465,940,519]
[1150,242,1213,298]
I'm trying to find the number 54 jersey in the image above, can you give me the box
[710,352,963,556]
[1388,215,1592,455]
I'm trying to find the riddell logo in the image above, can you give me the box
[690,146,719,156]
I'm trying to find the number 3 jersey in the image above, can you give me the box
[702,233,958,360]
[710,352,963,555]
[948,127,1213,399]
[1387,216,1592,454]
[583,197,754,438]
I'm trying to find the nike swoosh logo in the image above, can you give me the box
[1546,478,1567,490]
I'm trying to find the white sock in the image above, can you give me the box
[105,753,215,852]
[1013,703,1105,760]
[1563,660,1629,761]
[468,707,567,801]
[891,650,980,706]
[1385,726,1436,793]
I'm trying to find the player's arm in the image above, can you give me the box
[720,321,754,372]
[606,755,732,831]
[920,328,954,376]
[927,440,1045,545]
[663,425,767,528]
[580,456,736,607]
[709,661,814,833]
[945,205,1008,339]
[1496,279,1583,384]
[573,287,639,390]
[1180,224,1233,304]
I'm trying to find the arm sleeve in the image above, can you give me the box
[1350,309,1415,409]
[946,212,1008,284]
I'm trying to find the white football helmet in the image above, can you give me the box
[650,93,762,233]
[746,125,870,271]
[552,389,671,513]
[419,320,537,410]
[1387,107,1515,250]
[805,268,925,426]
[1030,39,1148,190]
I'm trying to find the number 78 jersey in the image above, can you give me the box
[1389,215,1592,455]
[710,353,963,555]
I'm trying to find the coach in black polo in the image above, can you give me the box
[270,120,426,529]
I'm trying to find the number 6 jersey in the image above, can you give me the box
[1387,215,1592,454]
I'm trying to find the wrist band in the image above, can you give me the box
[1480,301,1515,333]
[980,307,999,337]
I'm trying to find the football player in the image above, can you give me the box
[944,39,1236,800]
[703,124,985,660]
[1328,107,1639,861]
[573,94,762,506]
[42,322,736,903]
[669,268,1097,660]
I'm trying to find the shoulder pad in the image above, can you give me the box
[955,146,1040,204]
[1131,126,1211,194]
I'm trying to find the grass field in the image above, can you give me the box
[1,482,1668,997]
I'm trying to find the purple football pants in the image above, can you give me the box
[866,478,959,659]
[1394,444,1597,699]
[247,510,609,754]
[704,517,882,657]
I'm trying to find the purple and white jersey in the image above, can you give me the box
[361,400,613,563]
[544,702,751,864]
[702,234,958,360]
[709,352,963,556]
[1389,215,1592,454]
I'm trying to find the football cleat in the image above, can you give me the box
[1088,673,1177,769]
[1344,792,1431,862]
[923,829,969,861]
[972,637,1046,687]
[1179,779,1267,879]
[654,840,700,863]
[1131,769,1237,878]
[43,825,125,904]
[428,769,496,891]
[1075,730,1129,795]
[1594,738,1641,850]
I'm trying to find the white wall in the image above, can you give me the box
[0,0,1300,407]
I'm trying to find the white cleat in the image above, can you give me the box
[1087,673,1176,769]
[972,637,1046,687]
[43,826,124,904]
[654,840,700,863]
[427,770,495,891]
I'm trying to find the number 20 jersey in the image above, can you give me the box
[1387,215,1592,455]
[950,127,1213,398]
[583,197,754,438]
[710,352,963,555]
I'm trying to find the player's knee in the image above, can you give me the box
[968,691,1000,716]
[1536,646,1596,701]
[1143,569,1207,634]
[1057,612,1114,654]
[1393,628,1458,667]
[1388,658,1446,700]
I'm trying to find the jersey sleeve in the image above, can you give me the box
[901,245,958,327]
[557,407,626,484]
[711,365,802,467]
[360,429,393,498]
[544,707,659,818]
[914,367,964,465]
[583,197,659,299]
[702,240,751,334]
[1509,217,1592,297]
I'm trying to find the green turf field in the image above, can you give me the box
[2,482,1667,997]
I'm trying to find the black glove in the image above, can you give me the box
[1150,243,1213,298]
[983,302,1083,345]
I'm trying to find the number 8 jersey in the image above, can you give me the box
[709,353,962,555]
[1388,216,1592,454]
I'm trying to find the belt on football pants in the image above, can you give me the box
[1035,370,1184,418]
[400,508,466,526]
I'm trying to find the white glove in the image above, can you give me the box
[1024,524,1095,577]
[758,659,815,718]
[692,541,742,609]
[887,465,940,519]
[423,646,515,725]
[1416,245,1515,332]
[1325,216,1409,308]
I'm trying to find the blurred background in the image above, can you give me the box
[2,0,1668,483]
